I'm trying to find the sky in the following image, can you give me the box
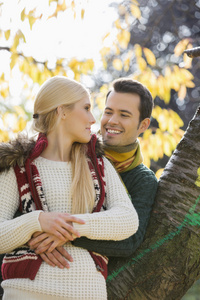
[0,0,121,133]
[0,0,119,66]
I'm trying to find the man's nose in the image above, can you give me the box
[108,114,119,125]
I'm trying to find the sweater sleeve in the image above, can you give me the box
[73,164,158,257]
[72,157,139,241]
[0,168,42,254]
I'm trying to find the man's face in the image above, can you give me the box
[101,91,145,147]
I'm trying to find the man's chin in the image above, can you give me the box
[103,139,120,147]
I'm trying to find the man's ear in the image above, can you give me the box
[139,118,151,133]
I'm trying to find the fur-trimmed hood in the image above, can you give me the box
[0,135,104,173]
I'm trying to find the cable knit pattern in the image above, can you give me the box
[0,156,138,299]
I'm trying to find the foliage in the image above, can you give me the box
[0,0,199,179]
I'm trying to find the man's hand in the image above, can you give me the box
[38,212,85,241]
[40,246,73,269]
[28,231,66,254]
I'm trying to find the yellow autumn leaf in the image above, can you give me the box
[195,167,200,187]
[137,57,147,71]
[21,8,26,21]
[185,81,195,88]
[180,68,194,81]
[178,85,187,100]
[113,58,123,71]
[0,73,5,81]
[14,105,25,116]
[29,15,36,30]
[11,35,19,51]
[114,18,122,30]
[86,59,94,71]
[130,4,141,19]
[135,44,142,57]
[174,39,189,56]
[81,9,85,19]
[0,130,9,143]
[0,87,9,98]
[5,30,10,40]
[183,53,192,69]
[124,51,133,72]
[117,30,130,49]
[143,48,156,66]
[57,0,67,13]
[163,138,172,157]
[155,168,164,179]
[10,53,18,70]
[13,116,27,133]
[142,128,152,140]
[100,46,111,57]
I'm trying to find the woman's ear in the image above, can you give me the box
[57,106,66,119]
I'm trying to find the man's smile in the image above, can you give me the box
[106,128,123,135]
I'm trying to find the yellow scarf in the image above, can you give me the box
[104,139,143,173]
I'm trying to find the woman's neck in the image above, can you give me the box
[41,130,72,162]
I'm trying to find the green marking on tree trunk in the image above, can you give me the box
[107,194,200,281]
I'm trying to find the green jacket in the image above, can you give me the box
[73,163,158,257]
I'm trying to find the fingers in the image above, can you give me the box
[57,246,73,262]
[28,233,49,248]
[39,212,85,241]
[40,247,73,269]
[54,221,80,241]
[64,214,85,225]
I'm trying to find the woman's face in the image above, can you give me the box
[62,96,96,144]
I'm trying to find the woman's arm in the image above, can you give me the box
[72,157,139,241]
[0,168,85,254]
[0,168,42,253]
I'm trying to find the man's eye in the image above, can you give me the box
[105,111,112,115]
[85,106,90,111]
[121,114,129,117]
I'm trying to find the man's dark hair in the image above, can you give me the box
[106,78,153,123]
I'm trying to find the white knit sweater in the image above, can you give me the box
[0,156,138,300]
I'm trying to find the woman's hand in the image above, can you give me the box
[38,212,85,241]
[28,232,74,269]
[28,231,66,254]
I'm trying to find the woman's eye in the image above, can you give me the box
[121,114,129,117]
[85,106,90,111]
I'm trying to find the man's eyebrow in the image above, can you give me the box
[105,107,113,111]
[105,107,133,115]
[120,109,133,115]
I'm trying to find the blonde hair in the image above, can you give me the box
[33,76,95,214]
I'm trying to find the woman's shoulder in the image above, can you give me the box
[0,135,36,173]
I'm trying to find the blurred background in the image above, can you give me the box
[0,0,200,298]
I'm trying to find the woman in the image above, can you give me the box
[0,76,138,300]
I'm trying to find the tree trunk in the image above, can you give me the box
[107,105,200,300]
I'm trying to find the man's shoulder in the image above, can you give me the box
[121,163,157,179]
[120,163,158,189]
[120,164,158,198]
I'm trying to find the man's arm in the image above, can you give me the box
[73,164,158,257]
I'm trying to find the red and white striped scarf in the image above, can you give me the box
[2,134,108,280]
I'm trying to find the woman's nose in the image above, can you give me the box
[90,113,96,124]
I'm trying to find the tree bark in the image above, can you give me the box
[107,105,200,299]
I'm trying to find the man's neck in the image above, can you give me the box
[103,140,138,153]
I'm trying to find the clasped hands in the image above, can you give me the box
[27,211,85,269]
